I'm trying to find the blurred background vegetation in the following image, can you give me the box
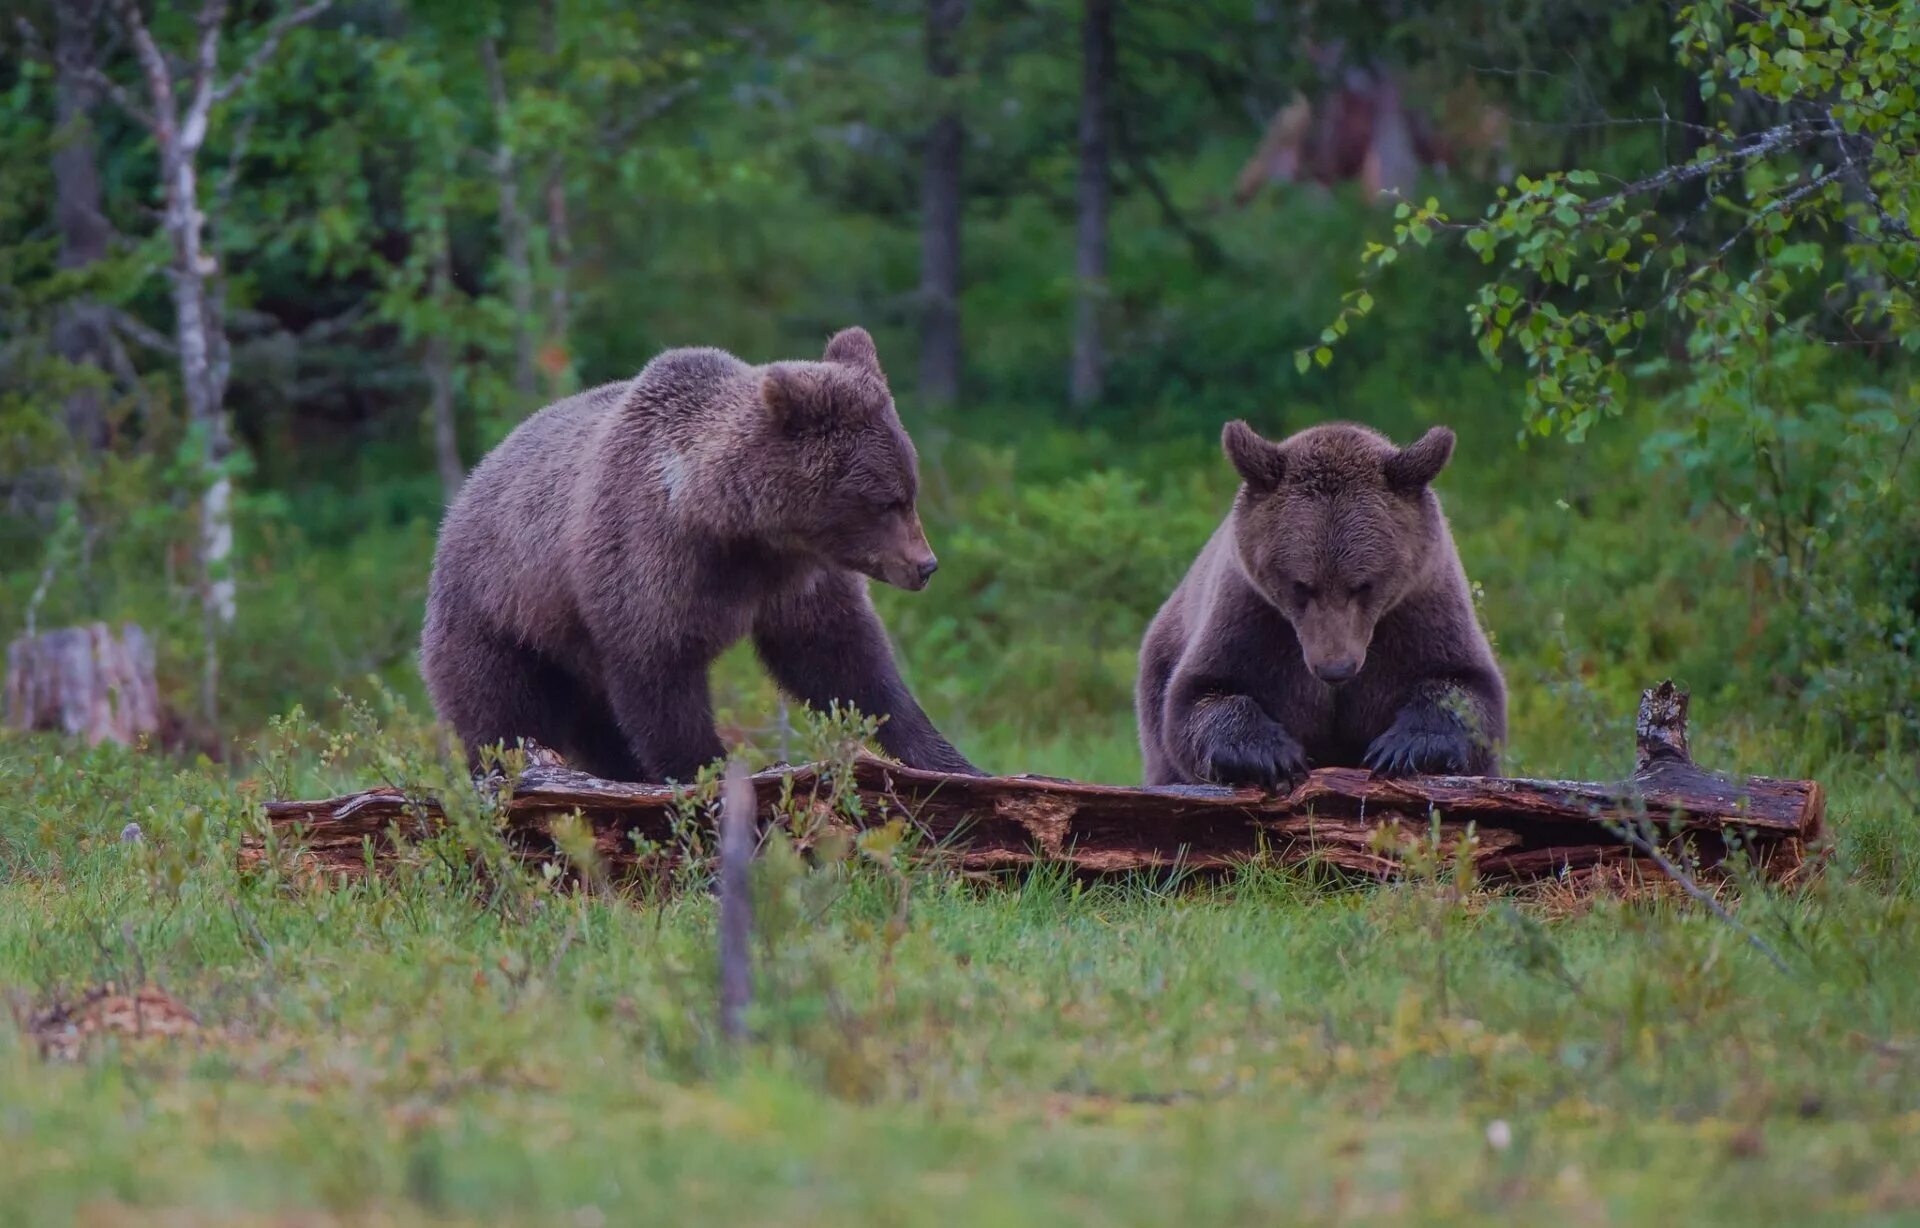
[1,0,1915,786]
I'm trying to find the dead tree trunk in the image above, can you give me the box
[5,623,160,747]
[52,0,113,454]
[255,682,1821,887]
[539,0,573,398]
[426,214,464,503]
[918,0,966,408]
[1069,0,1114,410]
[479,38,540,406]
[543,167,572,395]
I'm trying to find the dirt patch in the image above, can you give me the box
[16,982,200,1060]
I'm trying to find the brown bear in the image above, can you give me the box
[1136,420,1505,788]
[420,326,978,783]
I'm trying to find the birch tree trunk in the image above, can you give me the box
[480,38,540,405]
[918,0,966,408]
[1069,0,1114,410]
[104,0,333,724]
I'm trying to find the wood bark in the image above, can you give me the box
[716,759,754,1043]
[543,169,572,394]
[5,623,159,747]
[52,0,113,454]
[254,683,1821,887]
[539,0,572,396]
[1069,0,1113,410]
[426,215,464,503]
[918,0,966,408]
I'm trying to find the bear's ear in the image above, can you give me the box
[761,367,810,431]
[823,326,884,377]
[1222,420,1286,492]
[1384,426,1456,491]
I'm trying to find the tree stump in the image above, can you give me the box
[4,622,160,747]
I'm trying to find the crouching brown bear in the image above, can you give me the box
[421,327,978,783]
[1136,420,1506,788]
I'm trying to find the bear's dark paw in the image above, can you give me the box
[1198,729,1309,792]
[1363,709,1475,778]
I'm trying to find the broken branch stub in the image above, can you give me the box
[1635,680,1692,770]
[251,680,1821,886]
[716,758,754,1045]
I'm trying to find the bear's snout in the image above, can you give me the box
[885,552,937,591]
[1312,657,1361,685]
[1292,599,1373,687]
[869,549,939,591]
[867,511,940,591]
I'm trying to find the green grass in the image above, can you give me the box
[4,405,1918,1224]
[3,720,1920,1225]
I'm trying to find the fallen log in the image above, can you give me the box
[251,681,1821,885]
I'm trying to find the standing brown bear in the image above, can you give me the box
[1136,420,1505,788]
[421,327,978,783]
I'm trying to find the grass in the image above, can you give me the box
[3,711,1920,1225]
[3,361,1915,1225]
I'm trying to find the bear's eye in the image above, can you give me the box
[1291,581,1316,606]
[1350,581,1374,601]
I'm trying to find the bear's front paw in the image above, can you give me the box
[1363,707,1475,778]
[1199,729,1309,792]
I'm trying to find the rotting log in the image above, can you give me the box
[251,681,1822,886]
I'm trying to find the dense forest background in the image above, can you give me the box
[6,5,1920,1218]
[2,0,1915,784]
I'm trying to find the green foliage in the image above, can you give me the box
[1311,0,1920,748]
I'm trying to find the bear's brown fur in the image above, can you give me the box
[1136,420,1505,787]
[420,327,978,782]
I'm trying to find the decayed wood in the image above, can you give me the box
[251,681,1822,886]
[5,622,160,747]
[1636,679,1690,769]
[716,759,754,1044]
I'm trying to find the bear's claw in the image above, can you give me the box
[1199,730,1309,792]
[1363,709,1475,777]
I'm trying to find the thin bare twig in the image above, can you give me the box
[215,100,262,211]
[1610,818,1792,974]
[210,0,332,106]
[1577,120,1822,215]
[16,14,155,128]
[109,309,176,356]
[178,0,228,154]
[110,0,177,143]
[23,540,61,638]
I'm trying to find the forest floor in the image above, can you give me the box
[3,726,1919,1226]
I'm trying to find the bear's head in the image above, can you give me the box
[1221,420,1455,684]
[757,327,941,591]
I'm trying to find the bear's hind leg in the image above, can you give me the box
[426,624,586,775]
[562,697,652,782]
